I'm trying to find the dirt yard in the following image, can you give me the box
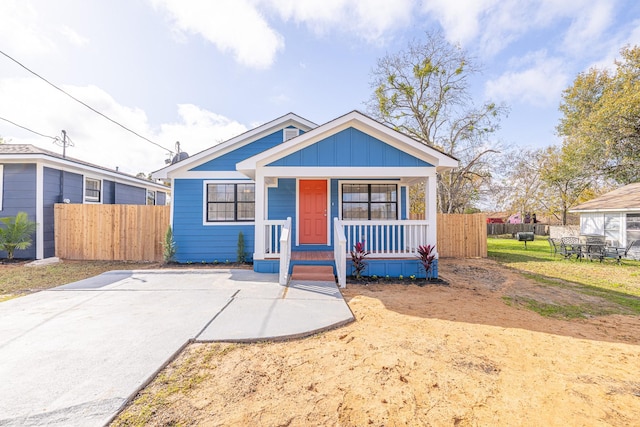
[113,258,640,426]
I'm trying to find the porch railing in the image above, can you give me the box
[264,219,287,258]
[333,218,347,288]
[340,220,429,257]
[278,217,292,285]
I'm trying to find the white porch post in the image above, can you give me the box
[253,170,266,260]
[425,175,438,250]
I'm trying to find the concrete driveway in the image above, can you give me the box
[0,269,353,426]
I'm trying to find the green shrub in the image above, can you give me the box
[0,212,37,260]
[162,226,177,264]
[237,232,246,263]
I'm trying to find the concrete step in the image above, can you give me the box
[290,265,335,282]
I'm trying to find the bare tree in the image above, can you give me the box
[367,31,508,213]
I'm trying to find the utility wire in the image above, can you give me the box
[0,49,173,154]
[0,115,59,141]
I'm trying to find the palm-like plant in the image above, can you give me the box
[417,244,436,281]
[350,241,370,280]
[0,212,37,260]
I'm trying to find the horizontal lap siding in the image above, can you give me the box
[114,183,146,205]
[191,130,285,171]
[269,127,432,167]
[43,167,62,258]
[62,171,83,203]
[103,180,116,204]
[173,179,254,263]
[0,164,37,259]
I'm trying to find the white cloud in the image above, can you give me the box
[0,0,55,55]
[150,0,285,69]
[158,104,248,156]
[263,0,414,43]
[0,78,247,174]
[485,51,568,107]
[59,25,90,47]
[561,1,614,55]
[421,0,617,57]
[420,0,498,46]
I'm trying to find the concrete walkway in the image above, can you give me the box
[0,269,353,427]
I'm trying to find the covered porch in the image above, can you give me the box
[260,216,434,287]
[249,171,438,287]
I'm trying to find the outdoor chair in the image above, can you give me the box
[547,238,562,257]
[560,237,581,260]
[583,236,607,262]
[601,240,638,264]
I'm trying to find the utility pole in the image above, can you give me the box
[61,130,67,158]
[53,129,73,158]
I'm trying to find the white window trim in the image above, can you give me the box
[84,177,102,204]
[0,164,3,211]
[202,180,256,226]
[337,180,401,221]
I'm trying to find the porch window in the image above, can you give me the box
[627,213,640,245]
[342,184,397,220]
[206,183,255,222]
[85,178,101,203]
[147,190,156,206]
[604,214,620,246]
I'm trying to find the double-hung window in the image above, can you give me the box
[147,190,156,206]
[85,178,101,203]
[342,183,397,220]
[206,183,255,222]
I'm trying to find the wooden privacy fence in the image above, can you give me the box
[487,223,549,236]
[437,213,487,258]
[55,206,485,261]
[55,204,170,261]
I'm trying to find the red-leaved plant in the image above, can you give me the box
[417,244,436,281]
[350,241,370,280]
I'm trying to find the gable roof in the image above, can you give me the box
[236,110,458,178]
[152,112,317,178]
[571,182,640,212]
[0,144,169,191]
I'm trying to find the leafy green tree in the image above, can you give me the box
[558,45,640,184]
[367,31,508,213]
[0,212,37,260]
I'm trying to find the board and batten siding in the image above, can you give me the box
[172,178,254,263]
[0,163,37,259]
[268,127,433,167]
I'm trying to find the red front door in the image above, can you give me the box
[299,180,327,244]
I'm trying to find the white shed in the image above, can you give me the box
[570,182,640,259]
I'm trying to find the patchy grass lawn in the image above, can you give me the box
[0,260,160,301]
[488,237,640,316]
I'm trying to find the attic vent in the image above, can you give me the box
[283,128,299,141]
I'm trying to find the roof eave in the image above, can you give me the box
[152,113,318,178]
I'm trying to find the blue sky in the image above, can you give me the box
[1,0,640,174]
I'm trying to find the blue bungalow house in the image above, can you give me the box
[152,111,457,286]
[0,144,170,260]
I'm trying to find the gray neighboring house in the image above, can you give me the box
[571,182,640,259]
[0,144,170,260]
